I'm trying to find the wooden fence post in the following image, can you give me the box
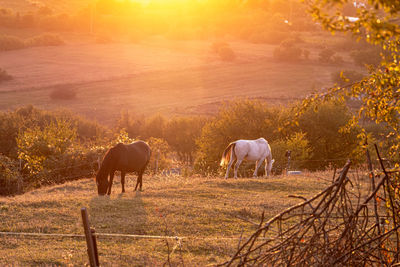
[91,228,99,266]
[81,207,98,267]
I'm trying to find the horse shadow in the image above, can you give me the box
[88,179,148,237]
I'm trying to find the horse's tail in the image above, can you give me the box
[220,142,236,167]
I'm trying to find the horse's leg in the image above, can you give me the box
[234,159,243,179]
[253,160,263,177]
[134,171,144,191]
[121,171,126,193]
[107,170,115,195]
[265,158,271,177]
[225,157,235,179]
[138,171,143,191]
[134,174,139,191]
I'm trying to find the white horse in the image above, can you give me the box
[220,138,275,179]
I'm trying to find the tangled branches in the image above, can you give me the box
[221,149,400,266]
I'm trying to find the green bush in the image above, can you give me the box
[16,119,102,188]
[0,106,107,160]
[147,137,171,173]
[26,33,64,47]
[0,154,23,195]
[0,35,25,51]
[217,45,236,61]
[0,68,12,82]
[211,41,236,61]
[318,48,336,63]
[297,101,360,169]
[164,116,207,163]
[273,45,303,62]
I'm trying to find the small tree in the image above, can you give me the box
[318,48,335,63]
[16,119,77,184]
[147,137,171,173]
[0,155,23,195]
[0,68,12,82]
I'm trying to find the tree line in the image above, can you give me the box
[0,99,387,195]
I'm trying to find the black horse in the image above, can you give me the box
[96,141,151,195]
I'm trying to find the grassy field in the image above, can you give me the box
[0,173,338,266]
[0,29,358,124]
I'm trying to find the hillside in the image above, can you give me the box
[0,173,332,265]
[0,33,356,124]
[0,0,93,13]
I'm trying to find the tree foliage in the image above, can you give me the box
[304,0,400,161]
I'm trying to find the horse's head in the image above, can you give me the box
[96,171,109,196]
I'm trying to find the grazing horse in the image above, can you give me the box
[220,138,274,179]
[96,141,151,195]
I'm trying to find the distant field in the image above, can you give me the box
[0,0,92,13]
[0,33,354,124]
[0,173,335,265]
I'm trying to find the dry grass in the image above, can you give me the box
[0,172,338,266]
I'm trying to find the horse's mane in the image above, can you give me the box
[96,146,117,180]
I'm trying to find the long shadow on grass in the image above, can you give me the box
[88,190,148,237]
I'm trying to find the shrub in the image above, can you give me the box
[273,45,303,62]
[147,137,171,173]
[49,87,76,100]
[270,132,313,173]
[0,105,107,160]
[0,68,12,82]
[164,116,207,163]
[141,114,166,139]
[0,35,25,51]
[318,48,336,63]
[16,119,101,187]
[117,111,144,139]
[298,101,360,170]
[217,45,236,61]
[26,33,64,47]
[0,154,23,195]
[332,54,344,64]
[211,41,236,61]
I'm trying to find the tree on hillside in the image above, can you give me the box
[164,117,207,164]
[302,0,400,162]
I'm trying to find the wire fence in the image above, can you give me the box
[1,157,395,266]
[0,230,272,242]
